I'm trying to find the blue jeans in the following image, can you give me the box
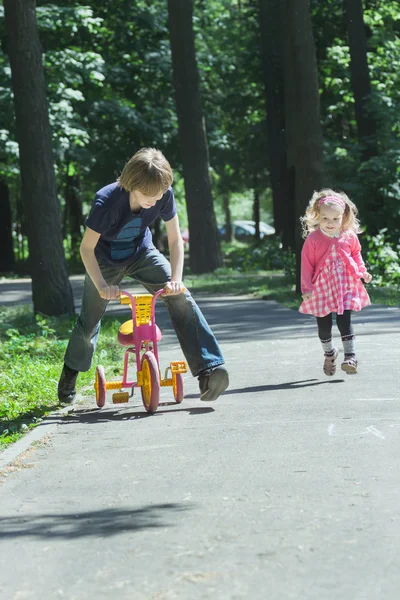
[64,246,225,376]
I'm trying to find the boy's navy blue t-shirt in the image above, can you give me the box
[85,182,176,266]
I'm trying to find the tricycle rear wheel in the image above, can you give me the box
[173,372,184,403]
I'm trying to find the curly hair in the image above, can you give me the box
[300,188,362,239]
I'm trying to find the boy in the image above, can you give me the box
[58,147,229,403]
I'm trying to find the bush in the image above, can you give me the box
[362,229,400,287]
[223,238,296,279]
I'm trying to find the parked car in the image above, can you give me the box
[218,220,275,241]
[238,220,275,236]
[162,221,274,249]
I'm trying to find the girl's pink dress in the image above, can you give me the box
[299,243,370,317]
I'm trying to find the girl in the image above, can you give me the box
[299,189,372,376]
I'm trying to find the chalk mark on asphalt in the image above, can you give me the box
[328,423,385,439]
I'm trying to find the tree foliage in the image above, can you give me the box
[0,0,399,281]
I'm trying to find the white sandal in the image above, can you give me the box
[341,355,358,374]
[323,348,338,376]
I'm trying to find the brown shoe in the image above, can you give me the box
[58,363,79,403]
[198,366,229,401]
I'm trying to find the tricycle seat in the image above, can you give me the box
[117,319,162,346]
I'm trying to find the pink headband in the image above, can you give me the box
[318,195,346,210]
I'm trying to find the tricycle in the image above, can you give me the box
[94,289,187,413]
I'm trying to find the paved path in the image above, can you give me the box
[0,274,88,310]
[0,278,400,599]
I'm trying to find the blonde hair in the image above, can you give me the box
[117,147,173,194]
[300,188,362,238]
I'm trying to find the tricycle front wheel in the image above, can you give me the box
[141,351,160,413]
[173,372,184,403]
[95,365,106,408]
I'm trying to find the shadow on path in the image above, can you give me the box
[184,378,345,399]
[0,503,190,540]
[45,405,214,426]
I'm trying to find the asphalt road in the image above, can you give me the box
[0,278,399,599]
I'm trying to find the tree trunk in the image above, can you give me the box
[168,0,222,273]
[258,0,293,248]
[0,179,15,272]
[64,172,84,262]
[281,0,324,291]
[344,0,378,162]
[4,0,74,315]
[344,0,381,232]
[15,191,25,263]
[151,216,163,251]
[222,194,233,242]
[253,188,261,243]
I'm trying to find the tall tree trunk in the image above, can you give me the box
[344,0,378,162]
[281,0,324,291]
[64,172,84,261]
[258,0,294,248]
[168,0,222,273]
[344,0,381,232]
[16,191,25,263]
[222,193,233,242]
[253,187,261,242]
[4,0,74,315]
[0,179,15,272]
[151,216,163,251]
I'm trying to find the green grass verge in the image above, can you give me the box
[367,286,400,306]
[0,306,127,449]
[185,270,300,309]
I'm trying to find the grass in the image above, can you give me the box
[0,306,127,449]
[185,269,300,309]
[0,269,398,450]
[367,285,400,307]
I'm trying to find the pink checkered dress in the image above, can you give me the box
[299,245,370,317]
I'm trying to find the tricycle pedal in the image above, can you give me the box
[112,392,129,404]
[170,360,188,374]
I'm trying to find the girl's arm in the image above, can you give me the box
[164,215,185,295]
[301,237,316,296]
[80,227,120,299]
[351,235,372,283]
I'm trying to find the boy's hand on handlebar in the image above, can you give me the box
[98,285,120,300]
[163,281,185,296]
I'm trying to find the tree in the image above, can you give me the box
[281,0,324,288]
[343,0,383,231]
[344,0,378,162]
[4,0,74,315]
[167,0,222,273]
[63,167,84,262]
[258,0,293,248]
[194,1,271,240]
[0,178,14,272]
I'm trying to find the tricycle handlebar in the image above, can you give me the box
[119,289,165,305]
